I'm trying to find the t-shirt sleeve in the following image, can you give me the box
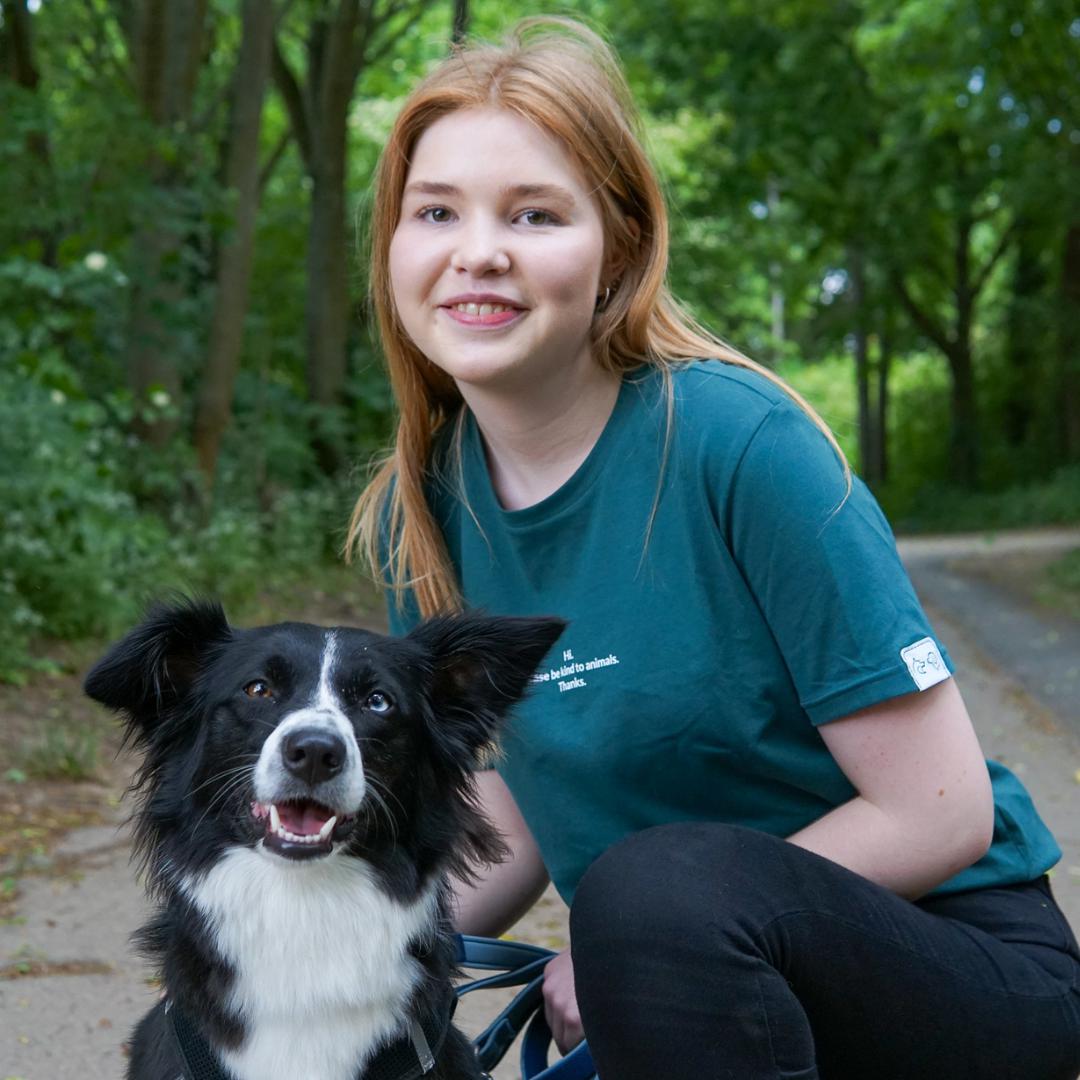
[726,399,953,724]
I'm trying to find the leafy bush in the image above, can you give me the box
[893,466,1080,535]
[0,362,355,683]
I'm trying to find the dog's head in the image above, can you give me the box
[84,598,563,893]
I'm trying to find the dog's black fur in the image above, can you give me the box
[84,598,563,1080]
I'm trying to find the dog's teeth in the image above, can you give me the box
[265,802,337,846]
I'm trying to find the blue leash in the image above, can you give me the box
[455,935,596,1080]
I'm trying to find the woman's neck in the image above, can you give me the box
[461,364,622,511]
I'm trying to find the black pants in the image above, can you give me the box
[570,823,1080,1079]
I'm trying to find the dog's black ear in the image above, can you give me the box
[84,597,231,727]
[408,612,565,759]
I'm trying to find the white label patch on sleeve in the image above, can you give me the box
[900,637,949,691]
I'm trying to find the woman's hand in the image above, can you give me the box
[542,947,584,1054]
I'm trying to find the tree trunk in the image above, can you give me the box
[849,246,874,482]
[893,215,984,489]
[950,213,980,486]
[452,0,469,43]
[306,149,350,411]
[946,338,979,487]
[125,0,208,448]
[1059,222,1080,462]
[767,177,784,362]
[875,311,893,485]
[273,0,424,472]
[303,1,366,473]
[193,0,275,485]
[1004,218,1045,449]
[5,0,58,265]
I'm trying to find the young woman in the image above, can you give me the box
[349,18,1080,1079]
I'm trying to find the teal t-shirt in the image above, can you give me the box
[389,361,1061,903]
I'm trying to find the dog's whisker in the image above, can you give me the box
[367,772,406,821]
[189,769,256,838]
[363,777,400,843]
[187,761,257,799]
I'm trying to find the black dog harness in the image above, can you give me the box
[166,989,456,1080]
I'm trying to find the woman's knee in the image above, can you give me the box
[570,821,776,948]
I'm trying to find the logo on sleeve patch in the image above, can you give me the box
[900,637,948,691]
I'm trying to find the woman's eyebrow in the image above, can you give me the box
[403,180,460,197]
[502,182,576,205]
[402,180,577,205]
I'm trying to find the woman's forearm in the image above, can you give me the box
[788,791,992,900]
[450,769,551,936]
[788,679,995,900]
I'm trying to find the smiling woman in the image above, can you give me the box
[345,16,1080,1080]
[388,108,611,409]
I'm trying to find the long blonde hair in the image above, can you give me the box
[347,16,846,617]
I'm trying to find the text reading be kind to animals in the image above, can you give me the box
[531,648,621,693]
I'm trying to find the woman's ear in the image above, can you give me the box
[603,215,642,293]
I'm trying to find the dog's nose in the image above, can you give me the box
[281,727,346,786]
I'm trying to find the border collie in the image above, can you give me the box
[84,599,563,1080]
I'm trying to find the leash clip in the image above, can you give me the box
[409,1015,436,1073]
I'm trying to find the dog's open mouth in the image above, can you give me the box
[251,800,356,860]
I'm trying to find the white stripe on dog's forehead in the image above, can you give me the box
[315,630,339,710]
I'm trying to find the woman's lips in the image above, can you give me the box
[441,301,525,328]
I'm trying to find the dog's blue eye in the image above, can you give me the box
[365,691,392,713]
[244,680,273,699]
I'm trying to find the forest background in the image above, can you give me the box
[1,0,1078,688]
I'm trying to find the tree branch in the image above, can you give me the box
[973,220,1017,298]
[365,0,425,70]
[452,0,469,44]
[192,75,234,137]
[258,127,293,196]
[350,0,380,78]
[272,34,312,169]
[890,271,954,356]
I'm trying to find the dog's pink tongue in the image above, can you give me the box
[277,802,334,836]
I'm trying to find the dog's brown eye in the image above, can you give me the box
[365,691,392,714]
[244,680,273,699]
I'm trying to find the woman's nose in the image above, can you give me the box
[450,221,511,275]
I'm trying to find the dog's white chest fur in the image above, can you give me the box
[182,847,437,1080]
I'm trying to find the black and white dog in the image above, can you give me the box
[84,598,563,1080]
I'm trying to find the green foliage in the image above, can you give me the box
[894,466,1080,534]
[779,348,1080,533]
[1,0,1077,682]
[0,359,356,682]
[777,355,859,462]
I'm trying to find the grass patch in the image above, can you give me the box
[15,722,103,781]
[1037,549,1080,620]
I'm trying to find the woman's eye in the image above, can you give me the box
[419,206,453,223]
[244,680,273,699]
[365,691,393,714]
[517,208,556,226]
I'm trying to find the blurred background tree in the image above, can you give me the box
[0,0,1077,677]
